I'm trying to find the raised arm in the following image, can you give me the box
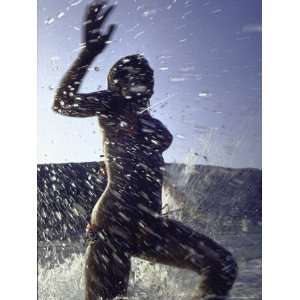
[53,1,116,117]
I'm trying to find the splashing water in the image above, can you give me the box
[38,162,202,300]
[38,253,85,300]
[38,207,199,299]
[38,249,201,300]
[38,158,261,299]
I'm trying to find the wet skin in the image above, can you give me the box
[53,2,237,299]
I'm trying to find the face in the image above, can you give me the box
[115,66,154,100]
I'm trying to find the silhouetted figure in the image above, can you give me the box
[53,2,237,299]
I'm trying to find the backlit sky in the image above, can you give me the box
[38,0,261,168]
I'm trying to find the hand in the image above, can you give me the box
[82,1,116,56]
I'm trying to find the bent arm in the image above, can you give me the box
[53,2,117,117]
[53,50,110,117]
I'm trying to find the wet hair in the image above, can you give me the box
[107,54,154,96]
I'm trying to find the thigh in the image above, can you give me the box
[85,234,131,300]
[135,217,233,273]
[134,218,238,298]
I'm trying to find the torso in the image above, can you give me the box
[91,96,172,226]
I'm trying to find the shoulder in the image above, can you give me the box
[87,90,113,102]
[90,91,126,111]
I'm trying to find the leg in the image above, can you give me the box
[135,217,238,300]
[85,233,131,300]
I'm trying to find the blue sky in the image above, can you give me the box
[38,0,261,168]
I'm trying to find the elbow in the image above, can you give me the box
[53,86,76,115]
[52,94,63,114]
[52,103,61,114]
[52,93,70,116]
[52,102,74,117]
[52,102,72,117]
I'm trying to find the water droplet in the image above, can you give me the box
[45,17,55,25]
[57,12,65,19]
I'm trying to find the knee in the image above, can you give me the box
[220,251,238,287]
[209,251,238,295]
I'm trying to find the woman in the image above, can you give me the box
[53,2,237,299]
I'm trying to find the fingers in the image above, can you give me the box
[83,1,117,48]
[104,24,117,40]
[95,4,116,28]
[85,1,107,23]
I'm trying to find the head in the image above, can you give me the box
[108,54,154,109]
